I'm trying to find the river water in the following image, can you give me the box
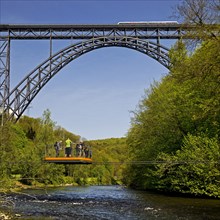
[2,185,220,219]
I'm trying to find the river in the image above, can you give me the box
[1,185,220,219]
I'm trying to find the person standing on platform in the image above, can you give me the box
[75,143,80,157]
[84,146,89,158]
[88,145,92,158]
[58,141,62,154]
[80,141,85,157]
[65,138,72,157]
[54,141,60,157]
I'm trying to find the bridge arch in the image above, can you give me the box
[4,36,170,121]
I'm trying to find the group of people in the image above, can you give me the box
[54,138,92,158]
[75,142,92,158]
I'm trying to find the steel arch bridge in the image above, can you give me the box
[0,23,186,123]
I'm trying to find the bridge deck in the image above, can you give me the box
[0,23,184,40]
[44,157,92,164]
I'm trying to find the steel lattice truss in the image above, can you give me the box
[0,24,184,39]
[0,23,189,122]
[0,38,10,114]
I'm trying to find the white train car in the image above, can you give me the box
[117,21,179,25]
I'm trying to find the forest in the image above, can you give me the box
[0,0,220,199]
[124,37,220,198]
[0,111,128,189]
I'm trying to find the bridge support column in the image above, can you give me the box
[0,37,10,125]
[156,30,161,57]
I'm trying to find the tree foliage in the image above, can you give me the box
[0,109,127,189]
[155,134,220,197]
[125,37,220,197]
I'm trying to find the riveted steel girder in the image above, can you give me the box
[0,24,184,40]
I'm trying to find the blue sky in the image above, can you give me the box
[1,0,181,140]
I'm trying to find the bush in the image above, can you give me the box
[155,134,220,198]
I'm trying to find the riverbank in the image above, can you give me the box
[0,212,11,220]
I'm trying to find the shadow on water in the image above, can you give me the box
[1,185,220,219]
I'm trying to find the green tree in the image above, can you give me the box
[155,134,220,198]
[36,109,56,156]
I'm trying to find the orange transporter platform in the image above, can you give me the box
[44,157,92,164]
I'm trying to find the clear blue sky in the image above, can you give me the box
[1,0,181,140]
